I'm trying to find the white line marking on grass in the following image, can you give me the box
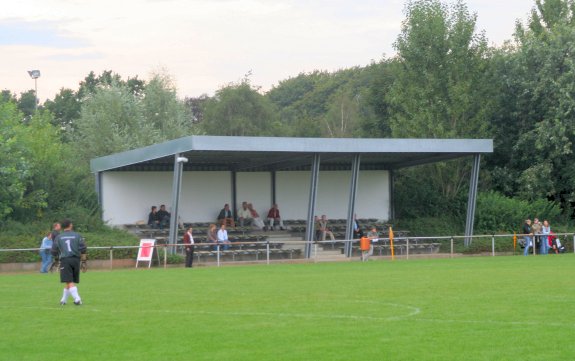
[1,303,420,322]
[413,318,575,328]
[5,305,575,328]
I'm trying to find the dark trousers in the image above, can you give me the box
[185,247,194,268]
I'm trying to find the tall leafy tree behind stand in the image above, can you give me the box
[73,72,196,160]
[44,71,146,142]
[201,79,283,136]
[387,0,493,219]
[267,65,384,138]
[492,0,575,215]
[141,73,192,141]
[0,99,90,224]
[43,88,81,140]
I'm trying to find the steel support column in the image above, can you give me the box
[168,153,186,253]
[271,171,276,205]
[305,154,321,258]
[231,171,237,222]
[94,172,102,206]
[464,154,481,246]
[344,154,361,257]
[388,169,395,220]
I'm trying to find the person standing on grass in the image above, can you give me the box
[367,226,379,259]
[51,219,87,306]
[522,219,533,256]
[50,222,61,242]
[531,218,542,252]
[540,220,550,255]
[183,226,195,268]
[39,232,53,273]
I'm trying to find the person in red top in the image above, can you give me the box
[182,226,194,268]
[266,203,285,231]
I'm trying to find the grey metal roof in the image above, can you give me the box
[90,135,493,173]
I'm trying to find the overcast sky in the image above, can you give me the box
[1,0,535,102]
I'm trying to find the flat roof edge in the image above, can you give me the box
[90,136,493,173]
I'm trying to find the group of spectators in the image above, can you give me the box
[147,205,171,230]
[522,217,563,255]
[218,202,285,231]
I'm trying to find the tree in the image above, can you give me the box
[388,0,492,200]
[43,88,81,136]
[201,79,281,136]
[141,72,194,141]
[74,72,197,160]
[17,90,38,120]
[0,101,31,219]
[508,0,575,211]
[74,82,151,159]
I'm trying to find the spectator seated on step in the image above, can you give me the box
[147,206,160,229]
[217,203,235,228]
[237,201,252,227]
[266,203,285,231]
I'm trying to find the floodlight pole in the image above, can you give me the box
[27,70,40,110]
[168,153,188,254]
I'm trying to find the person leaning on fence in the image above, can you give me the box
[532,217,542,251]
[183,226,195,268]
[367,226,379,259]
[522,219,533,256]
[540,220,550,255]
[360,236,371,262]
[39,232,53,273]
[51,219,87,306]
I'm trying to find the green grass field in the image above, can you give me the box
[1,255,574,360]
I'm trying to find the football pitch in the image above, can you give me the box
[1,255,574,360]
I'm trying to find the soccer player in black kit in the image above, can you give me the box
[51,219,87,306]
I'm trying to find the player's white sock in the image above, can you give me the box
[69,286,81,302]
[60,288,69,303]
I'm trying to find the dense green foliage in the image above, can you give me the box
[2,258,575,360]
[1,0,574,242]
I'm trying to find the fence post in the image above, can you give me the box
[450,237,454,258]
[573,234,574,254]
[406,238,409,260]
[491,235,495,257]
[163,244,167,269]
[266,240,270,265]
[314,241,318,263]
[109,246,113,269]
[217,244,221,267]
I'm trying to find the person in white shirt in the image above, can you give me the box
[216,224,231,250]
[183,226,195,267]
[237,201,252,227]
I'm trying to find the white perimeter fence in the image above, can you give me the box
[1,233,574,271]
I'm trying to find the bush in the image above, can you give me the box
[0,225,139,263]
[475,191,563,234]
[393,216,464,237]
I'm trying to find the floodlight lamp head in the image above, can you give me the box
[176,156,188,163]
[28,70,41,79]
